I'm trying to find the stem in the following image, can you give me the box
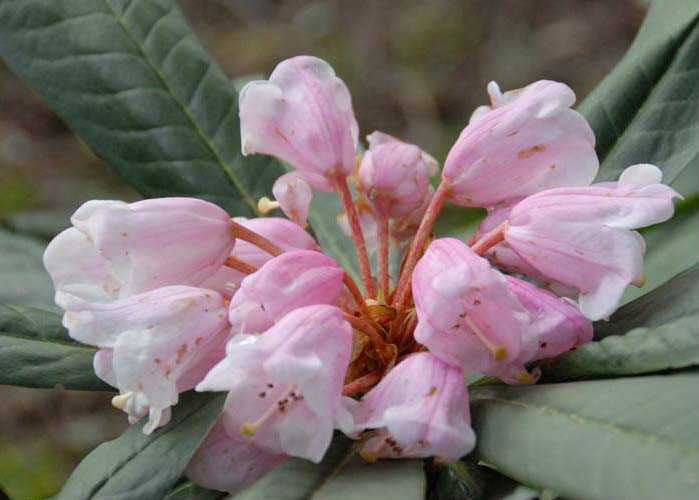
[224,256,259,274]
[230,219,283,257]
[376,208,390,300]
[470,221,508,255]
[343,313,387,354]
[332,174,376,299]
[392,180,450,309]
[343,273,373,320]
[342,370,382,396]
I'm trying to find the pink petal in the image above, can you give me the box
[443,80,598,207]
[239,56,358,186]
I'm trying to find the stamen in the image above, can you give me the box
[258,196,281,214]
[631,272,646,287]
[240,384,297,437]
[111,391,135,410]
[461,314,508,361]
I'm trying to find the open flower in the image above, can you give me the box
[504,164,680,320]
[442,80,598,208]
[412,238,529,373]
[491,276,593,384]
[197,305,354,462]
[239,56,359,190]
[228,250,344,335]
[352,352,475,463]
[358,131,438,218]
[63,286,230,434]
[186,421,286,494]
[44,198,236,304]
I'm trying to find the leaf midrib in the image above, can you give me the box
[100,0,260,216]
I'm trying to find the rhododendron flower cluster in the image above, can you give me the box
[44,55,680,494]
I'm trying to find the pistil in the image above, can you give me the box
[461,314,508,361]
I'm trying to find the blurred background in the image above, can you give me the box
[0,0,646,497]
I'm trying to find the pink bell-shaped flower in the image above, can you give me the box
[63,286,230,434]
[352,352,475,463]
[412,238,529,372]
[504,164,681,320]
[186,421,286,494]
[358,131,438,217]
[228,250,344,335]
[489,276,593,384]
[239,56,359,189]
[442,80,598,208]
[200,217,318,296]
[197,305,355,463]
[44,198,236,303]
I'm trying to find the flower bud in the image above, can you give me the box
[197,305,355,463]
[443,80,598,207]
[358,131,438,217]
[352,352,475,463]
[228,250,344,335]
[504,164,681,320]
[240,56,359,188]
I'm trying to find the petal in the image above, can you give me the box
[443,80,598,207]
[239,56,358,184]
[70,198,236,296]
[272,172,313,227]
[43,227,120,305]
[186,421,286,494]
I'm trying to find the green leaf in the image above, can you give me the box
[54,392,224,500]
[0,0,283,216]
[579,0,699,196]
[622,196,699,304]
[434,462,538,500]
[310,456,425,500]
[307,191,360,283]
[471,373,699,500]
[0,303,108,391]
[162,482,225,500]
[544,265,699,381]
[229,437,425,500]
[0,228,56,310]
